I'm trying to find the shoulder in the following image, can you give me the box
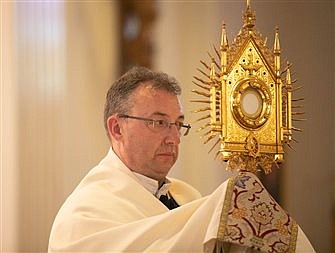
[168,177,202,205]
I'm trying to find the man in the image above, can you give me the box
[48,67,315,252]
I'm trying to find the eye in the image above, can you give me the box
[155,120,167,128]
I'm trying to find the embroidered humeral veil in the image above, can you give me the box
[214,172,298,252]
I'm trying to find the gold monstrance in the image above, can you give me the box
[192,0,304,174]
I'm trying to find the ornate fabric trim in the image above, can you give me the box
[216,172,298,252]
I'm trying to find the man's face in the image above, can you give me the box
[118,83,184,182]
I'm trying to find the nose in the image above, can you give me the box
[164,124,181,145]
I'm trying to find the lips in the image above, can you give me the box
[157,152,175,157]
[156,149,176,160]
[156,146,177,159]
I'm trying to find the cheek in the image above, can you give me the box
[126,130,159,155]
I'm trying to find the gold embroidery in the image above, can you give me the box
[289,222,298,253]
[217,177,235,239]
[216,172,297,252]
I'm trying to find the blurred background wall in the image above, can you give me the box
[1,1,334,252]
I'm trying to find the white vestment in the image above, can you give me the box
[48,149,315,253]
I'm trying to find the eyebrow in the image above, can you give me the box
[150,112,185,121]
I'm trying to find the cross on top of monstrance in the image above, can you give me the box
[192,0,304,174]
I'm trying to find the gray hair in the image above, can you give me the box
[103,66,182,135]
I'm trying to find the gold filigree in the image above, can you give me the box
[192,0,303,174]
[245,133,260,157]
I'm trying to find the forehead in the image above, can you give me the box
[130,83,183,117]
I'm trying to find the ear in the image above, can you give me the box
[107,115,123,141]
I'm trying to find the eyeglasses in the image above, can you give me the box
[118,114,191,136]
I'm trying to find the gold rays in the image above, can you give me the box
[282,61,305,150]
[191,45,223,157]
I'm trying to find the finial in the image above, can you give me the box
[247,0,250,9]
[221,23,228,49]
[274,27,281,77]
[220,23,228,74]
[274,27,280,53]
[243,0,256,29]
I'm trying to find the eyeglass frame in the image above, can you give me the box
[118,114,191,136]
